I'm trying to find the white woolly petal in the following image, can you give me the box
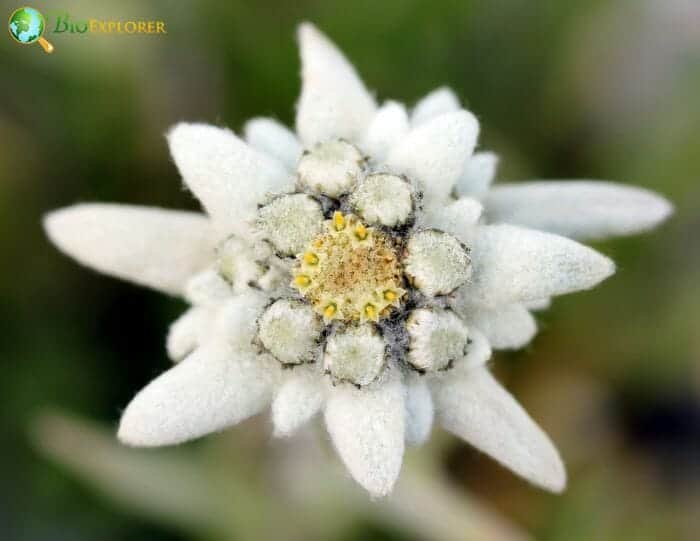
[425,197,483,245]
[432,366,566,492]
[459,327,492,370]
[257,194,324,256]
[211,291,270,352]
[324,325,386,387]
[461,303,537,350]
[404,230,471,297]
[184,268,232,306]
[484,181,673,240]
[296,23,377,146]
[524,298,551,311]
[216,237,267,293]
[349,173,414,227]
[297,140,364,197]
[118,342,277,447]
[272,371,325,437]
[257,299,322,365]
[411,87,460,126]
[406,308,469,372]
[243,117,301,170]
[361,101,409,161]
[404,378,434,446]
[324,371,405,497]
[166,306,213,362]
[167,123,290,237]
[44,204,214,296]
[464,224,615,307]
[387,110,479,209]
[456,151,499,199]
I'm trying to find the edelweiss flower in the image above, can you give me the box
[44,23,672,497]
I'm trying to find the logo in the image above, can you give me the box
[8,6,54,53]
[9,6,168,53]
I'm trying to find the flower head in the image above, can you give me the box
[44,23,672,497]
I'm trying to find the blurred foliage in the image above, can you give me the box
[1,0,699,540]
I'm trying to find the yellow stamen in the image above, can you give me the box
[323,303,337,319]
[303,252,319,265]
[333,211,346,231]
[354,223,368,240]
[294,275,311,287]
[364,303,377,320]
[383,290,398,302]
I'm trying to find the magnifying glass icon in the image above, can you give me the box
[8,7,54,53]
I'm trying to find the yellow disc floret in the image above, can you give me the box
[291,212,405,322]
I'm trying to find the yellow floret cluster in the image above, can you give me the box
[291,212,405,322]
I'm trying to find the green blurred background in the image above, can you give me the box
[1,1,699,539]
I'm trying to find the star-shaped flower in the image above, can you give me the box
[44,23,671,498]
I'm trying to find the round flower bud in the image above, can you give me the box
[404,230,471,296]
[324,325,386,386]
[297,140,364,197]
[349,173,414,227]
[257,194,324,256]
[257,299,322,365]
[406,308,469,372]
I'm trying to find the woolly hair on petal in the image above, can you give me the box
[404,378,434,446]
[361,101,409,161]
[272,370,325,437]
[118,342,278,447]
[426,197,483,245]
[43,204,215,296]
[211,291,271,352]
[166,306,213,362]
[432,366,566,493]
[411,86,460,126]
[484,181,673,240]
[387,110,479,210]
[464,224,615,308]
[456,151,499,199]
[243,117,302,170]
[184,269,232,306]
[324,370,405,498]
[296,22,377,146]
[167,123,291,238]
[458,302,537,351]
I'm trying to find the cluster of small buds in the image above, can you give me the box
[246,139,473,387]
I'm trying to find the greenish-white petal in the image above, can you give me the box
[324,370,405,497]
[44,204,214,296]
[118,342,277,447]
[411,87,460,126]
[484,181,673,240]
[464,224,615,307]
[296,23,377,146]
[432,366,566,493]
[244,117,302,170]
[168,123,291,237]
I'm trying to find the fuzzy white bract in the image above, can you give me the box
[44,23,672,498]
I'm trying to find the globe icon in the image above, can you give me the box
[8,7,44,43]
[8,7,53,52]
